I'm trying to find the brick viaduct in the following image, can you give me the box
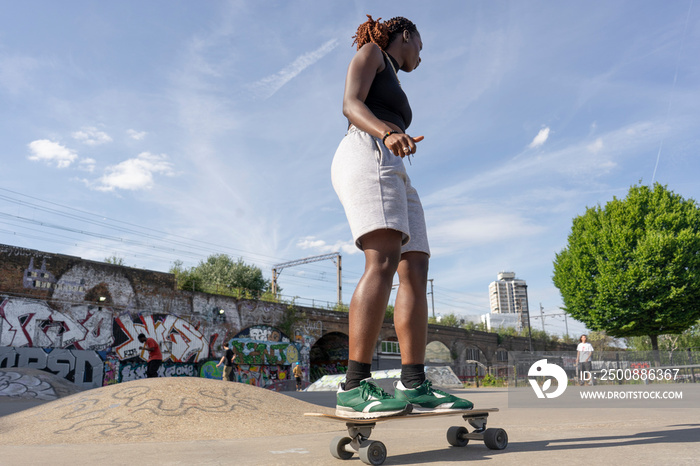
[0,244,573,388]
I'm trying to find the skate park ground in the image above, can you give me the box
[0,371,698,465]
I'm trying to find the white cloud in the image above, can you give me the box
[127,129,147,140]
[94,152,174,192]
[72,127,113,146]
[587,138,603,153]
[79,157,97,172]
[425,120,664,209]
[297,236,358,255]
[27,140,78,168]
[429,211,545,253]
[528,127,550,148]
[249,38,338,99]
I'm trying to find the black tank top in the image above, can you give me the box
[363,53,412,132]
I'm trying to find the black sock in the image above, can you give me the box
[344,360,372,390]
[401,364,426,388]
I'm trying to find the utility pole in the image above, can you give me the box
[427,278,435,319]
[524,285,533,352]
[540,303,546,333]
[272,252,342,305]
[531,308,571,338]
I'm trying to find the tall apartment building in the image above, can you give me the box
[488,272,529,329]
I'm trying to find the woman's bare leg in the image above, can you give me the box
[348,229,403,364]
[393,251,429,365]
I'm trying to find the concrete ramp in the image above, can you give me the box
[425,366,463,388]
[0,377,334,445]
[0,368,84,400]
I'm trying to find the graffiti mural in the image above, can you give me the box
[199,360,224,380]
[0,370,58,400]
[228,325,299,389]
[0,297,113,350]
[229,339,299,366]
[235,324,287,342]
[103,355,120,385]
[118,362,197,383]
[0,347,106,389]
[231,325,299,365]
[114,313,209,362]
[23,258,86,295]
[235,364,290,387]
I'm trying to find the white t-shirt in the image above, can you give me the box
[577,342,594,362]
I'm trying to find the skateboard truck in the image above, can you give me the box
[446,412,508,450]
[465,411,488,432]
[329,412,507,465]
[330,421,387,465]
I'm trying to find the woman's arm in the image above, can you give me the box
[342,43,390,137]
[342,43,421,157]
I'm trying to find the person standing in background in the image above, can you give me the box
[293,362,303,391]
[138,333,162,378]
[576,334,594,385]
[217,342,236,381]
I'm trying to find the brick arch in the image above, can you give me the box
[309,331,348,382]
[425,340,451,364]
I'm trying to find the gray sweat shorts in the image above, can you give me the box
[331,126,430,256]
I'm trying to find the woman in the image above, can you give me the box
[331,15,473,418]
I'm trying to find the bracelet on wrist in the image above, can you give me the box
[382,130,399,145]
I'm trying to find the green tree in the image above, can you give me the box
[553,183,700,351]
[626,320,700,352]
[170,260,205,292]
[430,312,461,327]
[586,330,624,351]
[384,304,395,321]
[170,255,271,297]
[104,255,125,266]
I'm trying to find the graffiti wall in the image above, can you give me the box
[0,297,309,389]
[0,297,112,350]
[0,346,105,389]
[113,313,210,363]
[0,246,328,392]
[118,361,198,382]
[228,325,299,389]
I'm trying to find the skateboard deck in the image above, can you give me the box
[304,408,507,465]
[305,407,498,423]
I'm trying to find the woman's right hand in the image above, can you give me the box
[384,133,424,158]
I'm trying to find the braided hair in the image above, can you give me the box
[352,15,418,50]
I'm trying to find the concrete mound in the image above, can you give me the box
[0,377,334,445]
[0,368,85,400]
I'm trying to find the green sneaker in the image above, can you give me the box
[336,379,412,419]
[395,379,474,412]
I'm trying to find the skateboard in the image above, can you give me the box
[304,408,507,465]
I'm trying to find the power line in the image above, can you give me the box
[0,187,493,309]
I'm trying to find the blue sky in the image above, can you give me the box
[1,1,698,338]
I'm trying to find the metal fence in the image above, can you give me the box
[506,350,700,387]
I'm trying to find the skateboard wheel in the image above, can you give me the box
[330,436,354,460]
[446,426,469,447]
[483,428,508,450]
[359,440,387,465]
